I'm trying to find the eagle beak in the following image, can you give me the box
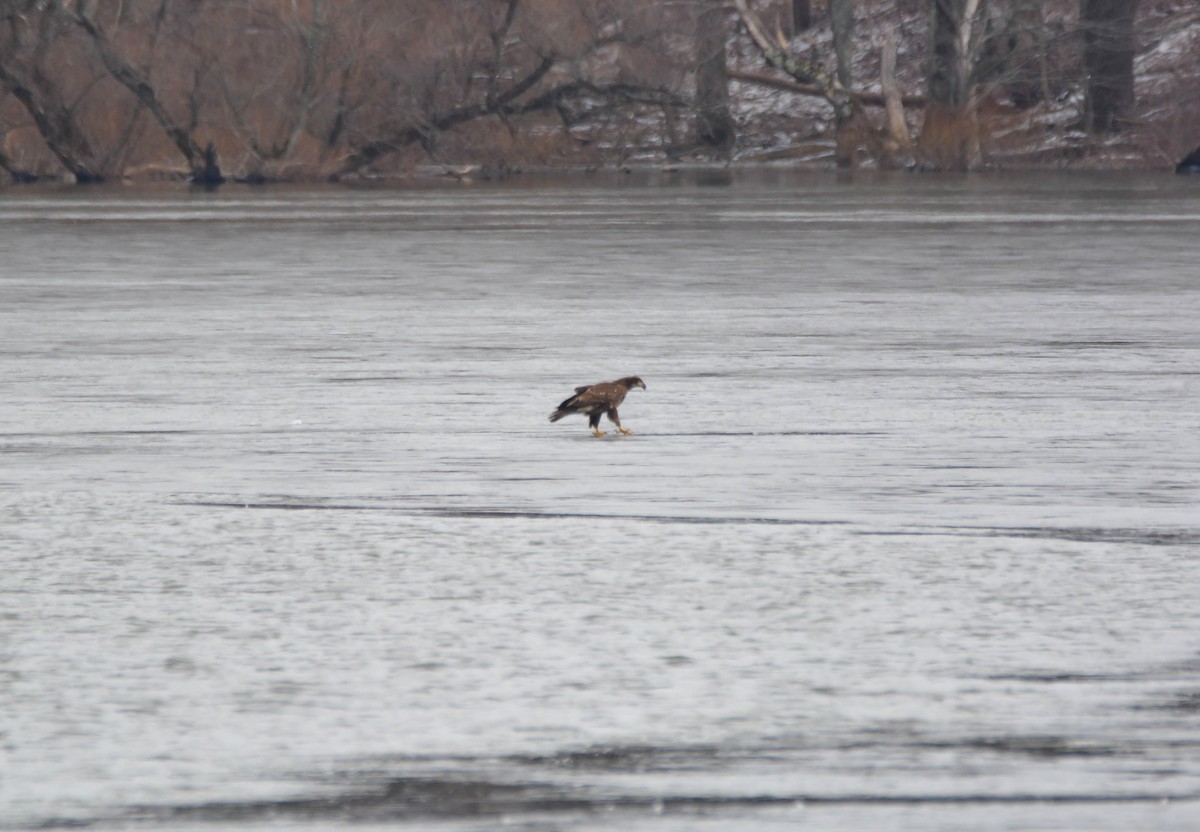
[638,381,647,390]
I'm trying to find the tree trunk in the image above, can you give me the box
[830,0,854,89]
[1081,0,1137,132]
[829,0,856,166]
[881,32,914,167]
[0,63,105,182]
[928,0,983,108]
[195,142,225,187]
[923,0,984,170]
[694,0,735,156]
[793,0,813,33]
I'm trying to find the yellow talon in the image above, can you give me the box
[593,428,606,437]
[617,427,633,435]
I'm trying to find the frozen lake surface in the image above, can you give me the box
[2,172,1199,831]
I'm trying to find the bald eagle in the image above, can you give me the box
[549,376,646,436]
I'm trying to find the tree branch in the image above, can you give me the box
[732,0,853,122]
[337,53,556,176]
[334,68,684,179]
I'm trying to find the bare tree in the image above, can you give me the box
[1080,0,1136,132]
[829,0,857,165]
[331,0,688,177]
[205,0,338,177]
[72,0,221,182]
[880,32,914,163]
[733,0,876,166]
[977,0,1048,109]
[0,1,106,181]
[694,0,735,156]
[830,0,853,90]
[923,0,987,169]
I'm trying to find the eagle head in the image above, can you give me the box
[621,376,646,391]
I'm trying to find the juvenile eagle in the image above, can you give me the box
[549,376,646,436]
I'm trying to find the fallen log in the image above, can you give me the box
[727,68,925,109]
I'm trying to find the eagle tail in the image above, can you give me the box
[550,392,583,422]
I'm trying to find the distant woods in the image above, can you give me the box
[0,0,1182,183]
[0,0,697,182]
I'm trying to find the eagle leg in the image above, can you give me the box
[589,411,606,437]
[607,408,633,435]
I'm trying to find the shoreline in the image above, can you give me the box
[3,157,1195,191]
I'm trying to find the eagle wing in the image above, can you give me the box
[560,382,625,412]
[549,381,628,422]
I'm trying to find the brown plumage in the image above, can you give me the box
[549,376,646,436]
